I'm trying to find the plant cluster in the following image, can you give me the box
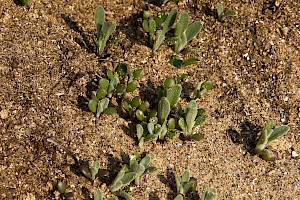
[136,76,212,146]
[88,64,143,117]
[216,3,237,22]
[255,121,289,161]
[142,9,203,52]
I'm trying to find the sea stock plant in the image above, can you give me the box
[174,170,197,199]
[201,184,218,200]
[136,76,212,146]
[142,8,178,51]
[171,11,203,53]
[216,3,237,22]
[255,121,289,161]
[94,6,117,55]
[88,64,143,117]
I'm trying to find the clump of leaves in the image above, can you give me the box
[193,81,213,99]
[255,121,289,161]
[169,55,200,68]
[201,184,218,200]
[174,171,197,200]
[88,64,143,117]
[142,9,178,51]
[136,76,211,146]
[79,160,109,181]
[171,11,203,53]
[54,181,73,200]
[216,3,237,22]
[110,153,157,193]
[94,6,117,55]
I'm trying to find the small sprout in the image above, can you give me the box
[172,11,203,52]
[194,81,213,98]
[142,9,178,51]
[255,121,289,161]
[169,55,200,68]
[94,6,117,55]
[201,184,217,200]
[178,100,206,140]
[20,0,31,7]
[88,65,143,117]
[216,3,237,22]
[110,154,156,192]
[79,160,108,181]
[55,181,73,199]
[175,171,197,196]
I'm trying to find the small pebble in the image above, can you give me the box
[292,151,299,158]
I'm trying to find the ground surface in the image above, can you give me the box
[0,0,299,199]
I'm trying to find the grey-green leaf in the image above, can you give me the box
[94,189,102,200]
[175,11,189,37]
[153,30,165,51]
[121,172,137,185]
[166,84,182,108]
[136,124,144,141]
[174,194,184,200]
[91,160,100,180]
[182,57,200,67]
[181,171,190,183]
[114,191,132,200]
[191,133,204,141]
[267,125,289,144]
[103,107,117,115]
[158,97,171,124]
[88,98,98,113]
[95,6,105,38]
[185,100,198,133]
[216,3,223,19]
[162,8,178,35]
[186,21,203,42]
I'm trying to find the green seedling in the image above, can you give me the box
[79,160,108,181]
[178,101,207,141]
[169,55,200,68]
[55,181,73,199]
[193,81,213,99]
[174,171,197,199]
[88,64,143,117]
[171,11,203,52]
[142,9,178,51]
[201,184,217,200]
[255,121,289,161]
[94,6,117,55]
[94,189,132,200]
[20,0,31,7]
[216,3,237,22]
[110,154,157,192]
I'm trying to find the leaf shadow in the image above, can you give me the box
[61,14,94,53]
[227,121,261,154]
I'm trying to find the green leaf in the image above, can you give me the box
[169,56,183,67]
[138,101,149,112]
[162,8,178,35]
[97,98,110,117]
[145,166,157,173]
[186,21,203,42]
[103,107,117,115]
[182,57,200,67]
[158,97,171,124]
[99,78,110,91]
[185,100,198,133]
[149,117,158,125]
[133,68,144,79]
[130,96,141,108]
[148,19,157,36]
[142,20,149,32]
[107,69,114,80]
[181,171,190,183]
[167,118,176,130]
[164,78,175,88]
[114,191,132,200]
[143,11,151,19]
[116,84,125,93]
[174,194,184,200]
[96,88,107,99]
[99,22,116,53]
[194,114,207,126]
[175,175,181,194]
[145,134,158,142]
[127,82,138,92]
[178,117,186,132]
[175,11,189,37]
[223,10,237,18]
[166,84,182,108]
[136,124,144,141]
[110,181,123,192]
[140,154,155,168]
[259,149,277,161]
[175,32,187,53]
[111,166,126,188]
[155,11,168,26]
[136,110,146,121]
[88,97,98,113]
[121,172,137,185]
[91,160,100,180]
[57,182,67,194]
[191,133,204,141]
[153,30,165,51]
[267,125,289,144]
[95,6,105,38]
[94,189,102,200]
[201,184,218,200]
[216,3,223,19]
[147,123,155,134]
[117,64,128,76]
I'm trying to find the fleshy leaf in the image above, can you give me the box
[103,107,117,115]
[175,11,189,37]
[267,125,289,144]
[162,8,178,35]
[182,57,200,67]
[133,68,144,79]
[158,97,171,124]
[166,84,182,108]
[186,21,203,42]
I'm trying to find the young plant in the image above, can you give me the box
[201,184,218,200]
[110,154,157,192]
[172,11,203,53]
[193,81,213,99]
[169,55,200,68]
[88,64,143,117]
[142,9,178,51]
[255,121,289,161]
[79,160,108,181]
[54,181,73,199]
[216,3,237,22]
[178,101,207,141]
[94,6,116,55]
[174,171,197,199]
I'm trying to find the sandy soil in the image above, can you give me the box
[0,0,299,199]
